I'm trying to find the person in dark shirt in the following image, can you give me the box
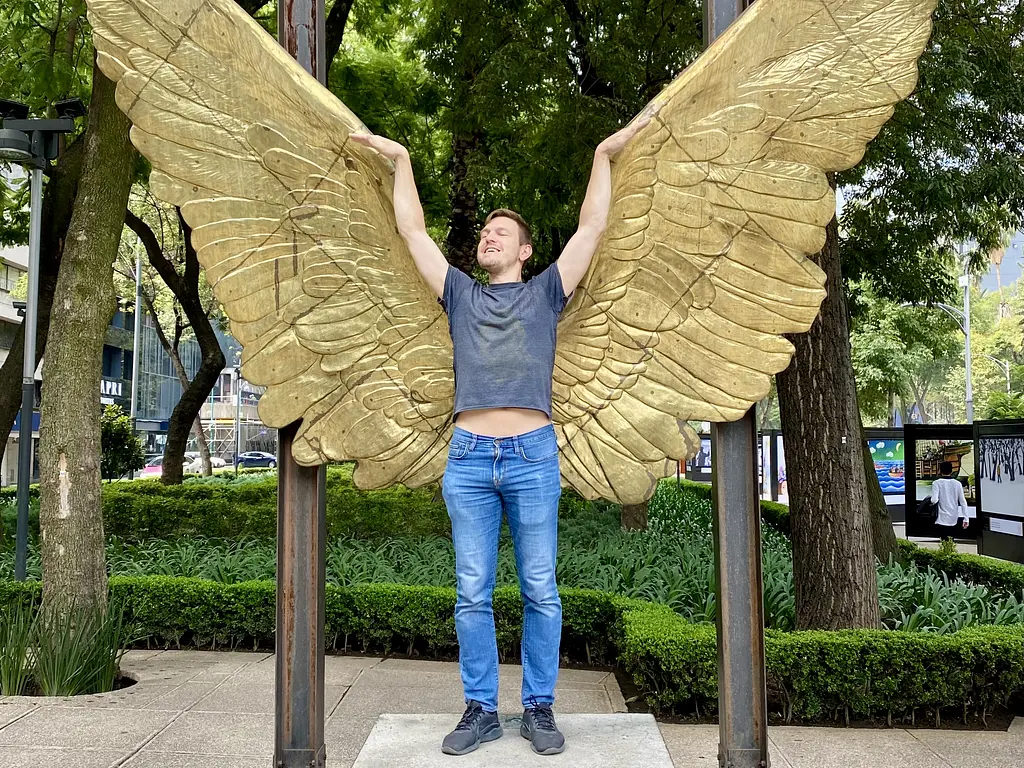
[351,107,656,757]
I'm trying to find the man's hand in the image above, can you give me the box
[596,102,662,158]
[962,519,970,529]
[349,132,409,161]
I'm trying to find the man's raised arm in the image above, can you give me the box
[349,133,449,299]
[556,105,661,297]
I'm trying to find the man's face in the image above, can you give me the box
[477,216,532,274]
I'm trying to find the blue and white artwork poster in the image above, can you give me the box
[979,437,1024,523]
[869,439,905,501]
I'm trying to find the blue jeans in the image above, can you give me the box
[441,424,563,712]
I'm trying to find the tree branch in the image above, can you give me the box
[561,0,615,100]
[125,208,183,296]
[236,0,273,16]
[177,210,201,286]
[325,0,355,79]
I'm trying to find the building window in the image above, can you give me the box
[0,263,24,293]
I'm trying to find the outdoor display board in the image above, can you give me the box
[683,421,1024,564]
[904,424,978,540]
[977,420,1024,563]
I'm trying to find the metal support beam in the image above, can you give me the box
[705,0,767,764]
[15,166,43,582]
[275,3,328,767]
[712,411,769,768]
[275,423,327,768]
[278,0,327,82]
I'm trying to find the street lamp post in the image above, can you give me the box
[234,365,242,472]
[960,256,974,422]
[129,236,144,476]
[901,242,975,425]
[981,355,1012,394]
[1,98,86,581]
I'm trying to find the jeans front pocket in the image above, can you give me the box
[448,440,471,460]
[518,436,558,463]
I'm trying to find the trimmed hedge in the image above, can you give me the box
[621,606,1024,722]
[3,577,1021,724]
[0,577,630,665]
[675,479,791,534]
[101,465,451,541]
[4,466,617,543]
[900,540,1024,595]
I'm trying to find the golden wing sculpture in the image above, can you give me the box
[86,0,456,490]
[85,0,935,504]
[552,0,936,502]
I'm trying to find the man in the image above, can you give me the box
[930,461,973,540]
[350,107,655,757]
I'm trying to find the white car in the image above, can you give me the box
[183,453,227,473]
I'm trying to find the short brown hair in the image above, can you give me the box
[484,208,533,247]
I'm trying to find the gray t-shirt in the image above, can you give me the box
[439,263,571,420]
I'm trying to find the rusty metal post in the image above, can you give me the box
[278,0,327,81]
[276,423,327,768]
[275,3,328,767]
[704,8,766,768]
[711,410,769,768]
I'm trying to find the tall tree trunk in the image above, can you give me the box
[860,415,900,563]
[621,502,648,531]
[124,211,225,485]
[445,131,481,275]
[776,207,881,631]
[38,66,134,616]
[0,141,84,439]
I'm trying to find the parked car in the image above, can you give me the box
[183,452,227,473]
[236,451,278,468]
[141,454,185,477]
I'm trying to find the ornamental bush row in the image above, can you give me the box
[664,479,791,535]
[2,474,786,544]
[101,466,451,541]
[2,577,1021,724]
[2,465,620,543]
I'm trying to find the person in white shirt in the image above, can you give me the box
[930,461,974,539]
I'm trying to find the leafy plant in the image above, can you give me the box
[32,601,136,696]
[100,405,145,481]
[0,600,35,695]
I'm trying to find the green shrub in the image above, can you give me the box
[0,578,626,664]
[616,599,1024,723]
[0,498,39,546]
[900,540,1024,595]
[99,465,451,541]
[660,479,790,535]
[0,596,136,696]
[0,483,40,502]
[3,576,1020,723]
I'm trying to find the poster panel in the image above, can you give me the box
[869,438,905,504]
[914,438,977,506]
[978,437,1024,521]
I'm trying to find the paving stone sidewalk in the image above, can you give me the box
[0,650,1019,767]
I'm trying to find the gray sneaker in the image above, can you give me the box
[442,700,503,755]
[520,702,565,755]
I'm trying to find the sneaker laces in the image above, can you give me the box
[526,697,556,731]
[455,702,485,731]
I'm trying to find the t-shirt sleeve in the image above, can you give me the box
[439,264,473,315]
[958,483,972,518]
[536,262,573,315]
